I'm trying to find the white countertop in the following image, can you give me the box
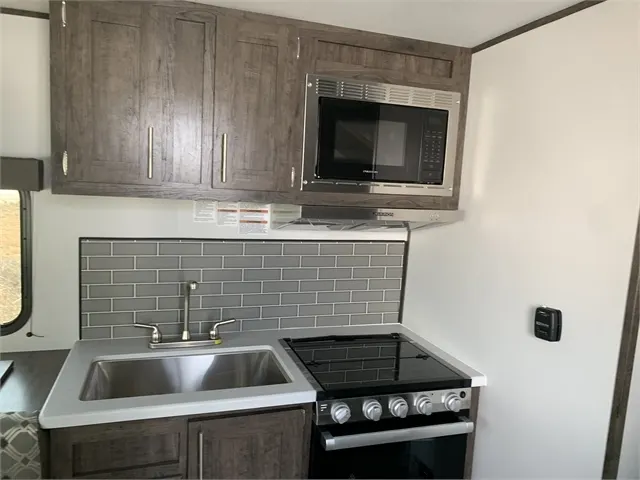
[39,324,486,429]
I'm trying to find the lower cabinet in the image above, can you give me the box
[188,408,310,479]
[49,406,311,479]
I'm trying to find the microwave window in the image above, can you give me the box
[332,118,408,168]
[333,120,376,163]
[375,120,407,167]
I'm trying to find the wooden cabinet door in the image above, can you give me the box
[63,2,152,185]
[299,28,461,89]
[188,408,309,479]
[49,417,188,478]
[144,6,217,188]
[212,17,298,192]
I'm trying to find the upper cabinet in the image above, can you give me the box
[298,29,465,90]
[50,1,471,209]
[53,2,218,195]
[62,2,150,186]
[145,5,218,189]
[212,17,297,192]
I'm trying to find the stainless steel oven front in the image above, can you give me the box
[301,74,462,197]
[309,411,473,479]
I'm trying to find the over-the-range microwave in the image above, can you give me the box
[301,74,462,197]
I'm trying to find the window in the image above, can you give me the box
[0,190,32,334]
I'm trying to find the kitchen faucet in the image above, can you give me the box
[134,280,237,349]
[182,281,198,341]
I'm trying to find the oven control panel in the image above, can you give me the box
[316,388,472,425]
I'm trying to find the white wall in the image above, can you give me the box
[403,2,640,477]
[0,14,405,353]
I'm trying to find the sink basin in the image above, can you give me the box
[80,350,290,401]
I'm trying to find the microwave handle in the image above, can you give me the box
[320,416,474,451]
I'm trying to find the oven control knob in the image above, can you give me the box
[415,396,433,416]
[444,393,462,413]
[362,399,383,421]
[389,397,409,418]
[330,402,351,424]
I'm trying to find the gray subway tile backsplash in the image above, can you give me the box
[81,242,112,256]
[203,243,243,255]
[281,292,317,305]
[112,242,157,255]
[202,269,242,282]
[264,256,301,268]
[136,256,179,269]
[114,297,157,312]
[159,242,202,256]
[81,271,111,285]
[136,283,180,297]
[88,256,134,270]
[181,256,223,268]
[89,284,133,298]
[113,270,157,284]
[81,299,111,313]
[80,239,405,339]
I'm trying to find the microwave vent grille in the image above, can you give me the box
[315,77,457,109]
[316,78,340,97]
[365,85,386,102]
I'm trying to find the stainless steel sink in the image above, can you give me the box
[80,350,289,401]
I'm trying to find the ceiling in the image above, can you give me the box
[3,0,581,47]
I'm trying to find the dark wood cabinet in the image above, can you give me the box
[298,28,461,89]
[144,5,217,188]
[49,417,188,479]
[188,407,310,479]
[48,406,312,479]
[62,2,150,186]
[53,2,218,193]
[212,17,298,192]
[50,1,471,208]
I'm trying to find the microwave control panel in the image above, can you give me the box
[420,110,449,184]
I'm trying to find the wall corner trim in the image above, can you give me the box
[0,7,49,20]
[471,0,607,53]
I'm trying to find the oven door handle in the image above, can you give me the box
[320,416,474,451]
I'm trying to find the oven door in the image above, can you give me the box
[316,97,427,184]
[310,413,473,479]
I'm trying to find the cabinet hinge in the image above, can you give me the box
[62,151,68,176]
[62,1,67,28]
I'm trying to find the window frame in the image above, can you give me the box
[1,190,33,335]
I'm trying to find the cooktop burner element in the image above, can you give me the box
[285,333,469,398]
[283,333,472,426]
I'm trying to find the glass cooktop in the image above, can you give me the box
[284,333,470,399]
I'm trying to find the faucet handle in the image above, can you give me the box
[133,323,162,344]
[209,318,237,344]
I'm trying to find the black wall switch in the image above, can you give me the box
[534,307,562,342]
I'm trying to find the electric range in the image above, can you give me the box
[282,333,475,479]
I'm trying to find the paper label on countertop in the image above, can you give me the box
[193,200,217,223]
[238,203,270,235]
[216,202,239,226]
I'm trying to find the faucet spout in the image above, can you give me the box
[182,281,198,341]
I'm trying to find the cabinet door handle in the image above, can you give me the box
[147,127,153,179]
[221,133,228,183]
[291,166,295,188]
[198,430,204,480]
[296,36,300,60]
[62,151,68,176]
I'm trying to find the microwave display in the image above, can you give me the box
[301,74,461,197]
